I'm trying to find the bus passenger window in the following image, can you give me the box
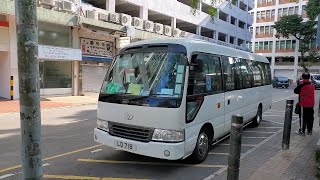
[188,54,223,95]
[222,57,235,91]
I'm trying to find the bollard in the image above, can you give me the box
[282,100,294,150]
[227,115,244,180]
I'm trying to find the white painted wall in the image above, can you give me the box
[8,15,18,99]
[0,27,9,51]
[0,52,10,99]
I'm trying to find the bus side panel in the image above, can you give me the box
[184,93,225,156]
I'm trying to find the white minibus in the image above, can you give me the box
[94,38,272,163]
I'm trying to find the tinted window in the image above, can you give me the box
[188,54,223,95]
[240,59,254,88]
[222,56,236,91]
[265,63,272,84]
[234,58,243,90]
[251,62,263,86]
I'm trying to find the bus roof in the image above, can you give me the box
[123,38,269,63]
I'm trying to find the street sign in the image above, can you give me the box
[116,37,131,49]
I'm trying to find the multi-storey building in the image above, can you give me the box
[0,0,253,99]
[249,0,320,83]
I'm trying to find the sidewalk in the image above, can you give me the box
[212,113,320,180]
[0,93,99,114]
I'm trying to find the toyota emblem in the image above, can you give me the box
[125,113,133,120]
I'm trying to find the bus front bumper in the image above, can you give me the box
[94,128,186,160]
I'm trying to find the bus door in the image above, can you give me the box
[186,53,225,138]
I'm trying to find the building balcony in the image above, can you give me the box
[274,62,295,66]
[256,17,274,23]
[275,48,296,53]
[255,49,272,53]
[279,0,296,4]
[257,1,276,8]
[255,33,273,38]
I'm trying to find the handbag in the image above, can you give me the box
[294,102,301,115]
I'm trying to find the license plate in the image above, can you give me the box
[115,140,136,151]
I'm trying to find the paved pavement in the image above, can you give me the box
[0,93,99,114]
[0,87,319,180]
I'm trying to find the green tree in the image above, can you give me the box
[190,0,237,19]
[305,0,320,20]
[273,14,318,72]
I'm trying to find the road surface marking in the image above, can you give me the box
[43,145,103,161]
[0,145,102,173]
[242,136,268,139]
[243,131,277,134]
[0,163,50,179]
[204,117,300,180]
[43,175,147,180]
[90,148,103,154]
[218,143,256,147]
[272,95,298,103]
[262,120,284,125]
[208,152,228,155]
[77,159,226,168]
[0,173,15,179]
[256,126,282,129]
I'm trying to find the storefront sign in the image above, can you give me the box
[116,37,131,49]
[38,45,82,61]
[81,38,113,57]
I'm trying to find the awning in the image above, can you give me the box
[82,55,113,61]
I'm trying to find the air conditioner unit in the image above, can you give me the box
[39,0,54,7]
[208,38,214,43]
[163,25,172,36]
[120,14,132,26]
[144,20,154,32]
[86,10,96,19]
[109,12,120,24]
[154,23,164,34]
[61,0,73,12]
[173,28,181,37]
[203,37,210,41]
[180,31,188,37]
[98,12,109,22]
[132,17,143,30]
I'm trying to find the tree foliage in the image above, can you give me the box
[190,0,237,20]
[273,10,318,71]
[305,0,320,20]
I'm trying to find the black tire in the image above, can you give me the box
[286,86,289,88]
[189,128,211,163]
[252,105,262,127]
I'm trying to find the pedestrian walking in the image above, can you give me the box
[294,73,315,135]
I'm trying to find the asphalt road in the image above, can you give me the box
[0,87,319,180]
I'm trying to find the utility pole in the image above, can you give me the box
[15,0,43,179]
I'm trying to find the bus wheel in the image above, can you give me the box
[190,128,211,163]
[252,105,262,127]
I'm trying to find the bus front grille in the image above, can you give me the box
[109,122,154,142]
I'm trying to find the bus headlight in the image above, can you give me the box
[97,118,109,132]
[152,129,184,142]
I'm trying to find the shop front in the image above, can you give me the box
[38,45,82,96]
[37,22,82,96]
[79,29,116,93]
